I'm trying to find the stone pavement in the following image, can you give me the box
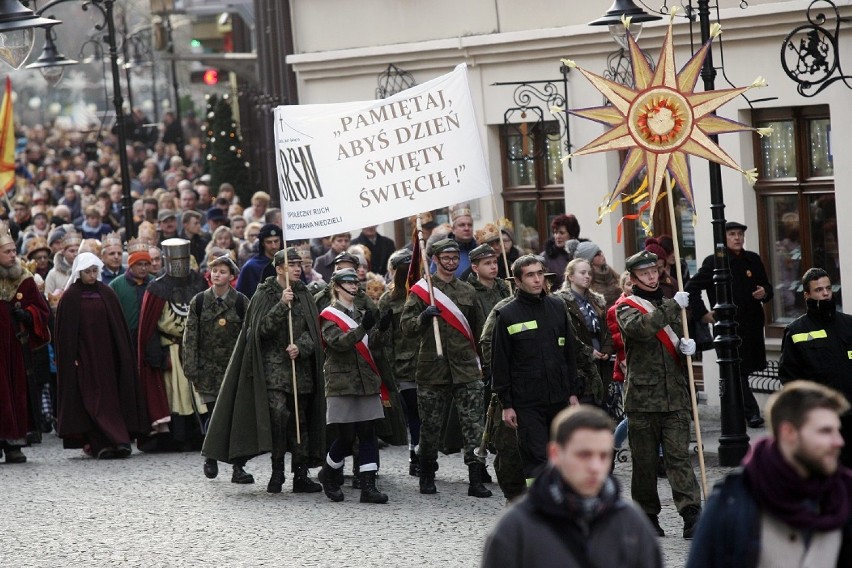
[1,416,763,567]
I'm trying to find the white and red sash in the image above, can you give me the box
[319,305,388,403]
[622,295,682,367]
[410,278,481,369]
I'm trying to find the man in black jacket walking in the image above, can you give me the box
[481,405,662,568]
[491,254,583,483]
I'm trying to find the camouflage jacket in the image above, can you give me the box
[377,289,419,383]
[616,294,690,412]
[482,291,602,402]
[255,277,321,393]
[401,276,485,385]
[467,274,511,324]
[182,286,247,397]
[320,301,382,397]
[314,282,378,315]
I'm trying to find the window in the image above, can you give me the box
[500,121,564,253]
[752,106,837,333]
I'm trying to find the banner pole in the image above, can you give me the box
[490,193,513,293]
[417,214,443,357]
[664,176,708,500]
[282,238,301,445]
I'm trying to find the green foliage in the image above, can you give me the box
[201,93,254,205]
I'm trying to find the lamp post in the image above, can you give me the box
[591,0,749,465]
[0,0,136,240]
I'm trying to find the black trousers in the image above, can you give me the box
[515,402,568,478]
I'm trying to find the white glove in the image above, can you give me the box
[679,338,697,356]
[673,291,690,308]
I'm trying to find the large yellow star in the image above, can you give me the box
[562,12,770,219]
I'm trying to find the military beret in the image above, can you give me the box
[258,223,282,242]
[273,247,301,266]
[725,221,747,232]
[389,248,413,269]
[469,243,497,263]
[209,254,240,276]
[331,267,359,284]
[333,251,360,267]
[431,238,460,255]
[625,250,658,272]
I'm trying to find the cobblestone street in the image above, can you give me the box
[0,431,738,567]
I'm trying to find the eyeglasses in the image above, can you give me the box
[438,255,460,263]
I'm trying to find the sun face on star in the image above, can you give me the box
[561,14,766,220]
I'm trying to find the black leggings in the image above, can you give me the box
[400,388,421,447]
[328,420,379,468]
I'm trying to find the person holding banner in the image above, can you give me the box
[616,250,702,539]
[401,238,492,499]
[317,268,389,504]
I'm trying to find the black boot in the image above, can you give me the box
[4,447,26,464]
[231,463,254,484]
[203,458,218,479]
[408,450,420,477]
[292,464,322,493]
[647,514,665,537]
[480,463,493,484]
[359,471,388,504]
[318,462,344,502]
[682,505,701,539]
[419,457,437,495]
[467,463,492,498]
[267,457,286,493]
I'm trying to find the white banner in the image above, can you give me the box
[273,64,492,240]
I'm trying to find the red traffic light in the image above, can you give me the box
[203,69,219,85]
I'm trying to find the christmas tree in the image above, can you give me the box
[202,93,253,205]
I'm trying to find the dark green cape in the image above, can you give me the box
[202,277,326,465]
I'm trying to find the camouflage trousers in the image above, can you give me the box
[418,381,484,465]
[267,389,309,465]
[490,397,525,501]
[627,409,701,515]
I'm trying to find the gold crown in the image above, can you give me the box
[496,217,513,231]
[127,237,149,254]
[62,231,83,248]
[24,236,50,258]
[475,223,500,244]
[0,222,14,248]
[450,204,472,222]
[102,231,123,249]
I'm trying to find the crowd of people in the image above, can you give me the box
[2,123,851,566]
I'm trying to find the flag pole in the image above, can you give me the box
[489,193,513,292]
[664,176,708,499]
[281,238,301,445]
[416,214,443,357]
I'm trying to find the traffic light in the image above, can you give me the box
[190,68,224,85]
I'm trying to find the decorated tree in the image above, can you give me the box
[202,93,253,205]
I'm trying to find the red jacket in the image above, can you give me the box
[606,293,628,383]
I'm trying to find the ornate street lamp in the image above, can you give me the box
[591,0,750,466]
[0,0,136,240]
[25,26,78,87]
[589,0,661,48]
[0,0,58,68]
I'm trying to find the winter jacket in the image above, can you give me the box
[686,469,852,568]
[482,466,662,568]
[321,301,382,398]
[540,237,572,291]
[606,293,629,383]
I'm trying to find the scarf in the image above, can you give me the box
[743,437,852,531]
[631,284,664,304]
[572,289,601,350]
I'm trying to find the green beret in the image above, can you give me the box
[625,250,658,272]
[431,238,460,255]
[273,247,301,266]
[469,243,497,263]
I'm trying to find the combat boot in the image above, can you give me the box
[267,457,286,493]
[318,462,344,502]
[682,505,701,539]
[419,457,437,494]
[467,463,493,498]
[408,450,420,477]
[4,447,26,464]
[203,458,218,479]
[292,464,322,493]
[480,463,493,484]
[231,463,254,484]
[359,471,388,504]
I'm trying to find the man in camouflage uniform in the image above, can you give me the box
[183,254,253,484]
[401,238,491,498]
[616,250,701,539]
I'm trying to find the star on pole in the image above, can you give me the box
[557,10,773,222]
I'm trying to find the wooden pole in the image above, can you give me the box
[664,176,708,499]
[416,214,443,357]
[490,193,513,293]
[281,239,301,445]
